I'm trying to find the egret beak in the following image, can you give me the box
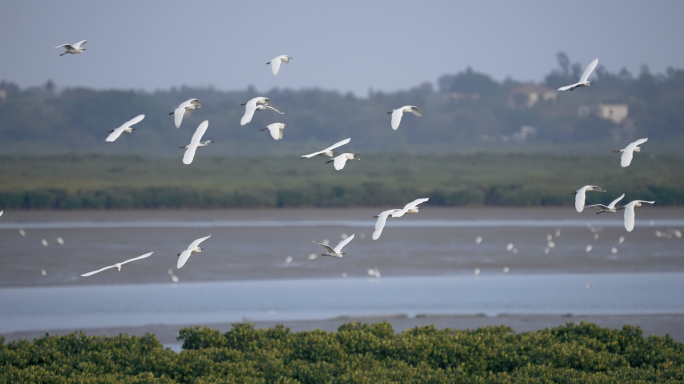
[108,130,114,132]
[387,112,391,114]
[240,103,246,105]
[260,128,267,131]
[179,146,184,149]
[613,150,621,153]
[373,215,379,218]
[169,112,174,115]
[326,160,333,164]
[266,62,270,65]
[571,191,577,195]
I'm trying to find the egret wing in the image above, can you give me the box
[266,124,281,140]
[584,204,609,210]
[333,155,348,170]
[391,109,403,130]
[410,106,422,116]
[558,83,578,91]
[607,193,625,209]
[188,235,211,250]
[183,145,198,164]
[271,57,282,75]
[624,202,636,232]
[579,58,599,83]
[54,44,72,49]
[177,250,192,268]
[173,107,185,128]
[313,241,335,254]
[241,103,257,125]
[106,127,125,142]
[629,138,648,148]
[373,210,396,240]
[575,188,587,212]
[264,105,284,114]
[81,265,116,277]
[120,252,154,265]
[403,198,429,211]
[279,126,284,140]
[334,234,355,253]
[72,40,87,49]
[620,150,634,168]
[190,121,209,144]
[302,138,351,158]
[122,114,145,129]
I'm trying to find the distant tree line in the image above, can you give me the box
[1,53,683,156]
[2,322,683,382]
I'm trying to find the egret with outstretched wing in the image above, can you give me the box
[170,99,201,129]
[106,114,145,142]
[81,252,153,277]
[389,106,422,130]
[392,198,429,217]
[177,235,211,268]
[558,58,599,91]
[301,138,351,158]
[313,234,355,258]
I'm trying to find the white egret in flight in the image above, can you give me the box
[326,153,360,170]
[240,97,283,125]
[623,200,655,232]
[388,106,422,130]
[170,99,201,129]
[301,138,351,158]
[614,138,647,167]
[372,209,400,240]
[585,193,625,214]
[313,234,355,258]
[54,40,87,56]
[392,198,429,217]
[260,123,287,140]
[106,115,145,142]
[180,121,214,165]
[572,185,606,213]
[177,235,211,268]
[558,58,598,91]
[81,252,153,277]
[267,55,292,75]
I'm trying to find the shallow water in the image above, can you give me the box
[2,273,683,333]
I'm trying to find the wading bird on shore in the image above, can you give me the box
[623,200,655,232]
[180,121,214,164]
[106,115,145,142]
[326,153,360,170]
[240,97,283,125]
[301,138,351,158]
[267,55,292,75]
[313,234,355,258]
[170,99,201,129]
[585,193,625,214]
[392,198,429,217]
[614,138,648,167]
[572,185,606,213]
[177,235,211,268]
[388,106,422,130]
[260,123,287,140]
[81,252,153,277]
[558,58,598,91]
[54,40,87,56]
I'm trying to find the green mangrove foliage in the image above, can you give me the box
[1,153,683,209]
[2,322,683,383]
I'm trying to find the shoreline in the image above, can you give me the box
[5,313,684,347]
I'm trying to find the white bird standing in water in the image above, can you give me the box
[392,198,429,217]
[106,115,145,142]
[623,200,655,232]
[170,99,201,129]
[240,97,283,125]
[260,123,287,140]
[54,40,87,56]
[388,106,422,130]
[572,185,606,213]
[267,55,292,75]
[326,153,360,170]
[313,234,354,258]
[81,252,153,277]
[614,138,648,167]
[372,209,400,240]
[558,58,599,91]
[177,235,211,268]
[180,121,214,164]
[301,138,351,158]
[585,193,626,214]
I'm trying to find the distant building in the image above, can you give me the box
[508,85,557,108]
[578,104,629,124]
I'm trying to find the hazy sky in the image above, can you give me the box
[2,1,684,96]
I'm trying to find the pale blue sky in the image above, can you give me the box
[2,0,683,95]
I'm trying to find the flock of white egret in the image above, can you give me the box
[14,46,656,276]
